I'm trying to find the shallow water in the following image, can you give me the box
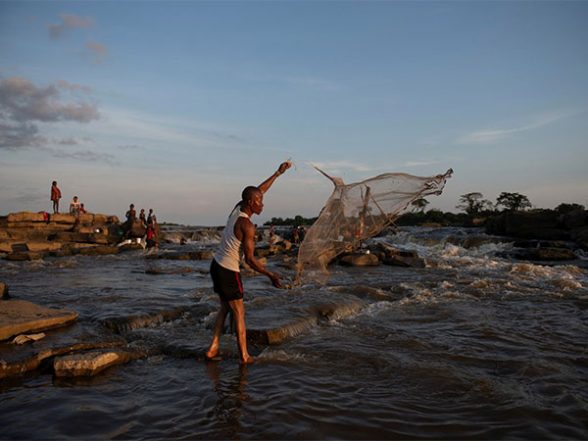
[1,227,587,439]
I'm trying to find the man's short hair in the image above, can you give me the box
[241,186,261,203]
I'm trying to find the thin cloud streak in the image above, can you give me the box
[457,110,580,145]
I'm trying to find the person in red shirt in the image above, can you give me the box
[50,181,62,214]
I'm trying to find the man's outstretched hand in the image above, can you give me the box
[269,272,283,289]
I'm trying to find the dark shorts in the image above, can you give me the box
[210,259,243,302]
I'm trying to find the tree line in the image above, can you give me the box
[264,192,585,228]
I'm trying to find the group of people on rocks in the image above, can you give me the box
[124,203,158,249]
[50,180,158,249]
[50,181,87,216]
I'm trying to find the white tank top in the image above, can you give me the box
[214,207,249,272]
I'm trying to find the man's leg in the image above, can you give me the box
[227,299,253,364]
[206,300,229,359]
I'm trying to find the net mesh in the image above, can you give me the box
[295,167,453,284]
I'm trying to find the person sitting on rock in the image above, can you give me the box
[79,203,87,214]
[69,196,82,216]
[126,204,136,222]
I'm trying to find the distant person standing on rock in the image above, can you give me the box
[206,160,291,365]
[147,208,154,225]
[50,181,62,214]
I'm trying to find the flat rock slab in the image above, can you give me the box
[0,299,78,341]
[54,349,135,377]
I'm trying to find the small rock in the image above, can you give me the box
[12,332,46,345]
[339,253,380,267]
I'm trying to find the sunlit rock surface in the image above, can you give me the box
[0,299,78,341]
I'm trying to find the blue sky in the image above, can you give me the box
[1,1,587,225]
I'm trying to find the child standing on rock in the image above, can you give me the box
[50,181,62,214]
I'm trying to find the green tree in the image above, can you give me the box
[456,192,493,215]
[495,192,532,212]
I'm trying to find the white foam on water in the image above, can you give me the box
[510,263,585,292]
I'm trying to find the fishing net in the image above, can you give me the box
[295,167,453,283]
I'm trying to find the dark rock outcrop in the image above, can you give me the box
[486,209,588,250]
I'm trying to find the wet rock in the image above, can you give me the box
[0,282,8,299]
[5,252,44,261]
[0,339,126,379]
[0,299,78,341]
[339,253,380,267]
[383,251,426,268]
[249,316,317,345]
[53,349,136,377]
[513,247,576,261]
[100,307,190,334]
[248,299,364,345]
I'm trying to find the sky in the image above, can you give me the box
[1,1,587,226]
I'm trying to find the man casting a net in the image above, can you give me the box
[206,161,292,364]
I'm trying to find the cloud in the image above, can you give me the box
[0,121,46,149]
[0,76,100,149]
[0,76,100,123]
[85,41,108,64]
[457,110,579,145]
[310,160,374,174]
[48,13,94,39]
[40,146,118,165]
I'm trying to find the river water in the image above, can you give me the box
[1,227,587,440]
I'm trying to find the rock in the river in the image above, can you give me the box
[53,349,134,377]
[339,253,380,267]
[0,300,78,341]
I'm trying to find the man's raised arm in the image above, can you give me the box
[257,161,292,194]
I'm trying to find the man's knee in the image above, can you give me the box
[228,299,245,315]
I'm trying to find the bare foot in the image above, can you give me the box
[205,350,222,361]
[240,355,255,365]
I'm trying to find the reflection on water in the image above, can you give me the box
[205,362,249,439]
[1,227,587,439]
